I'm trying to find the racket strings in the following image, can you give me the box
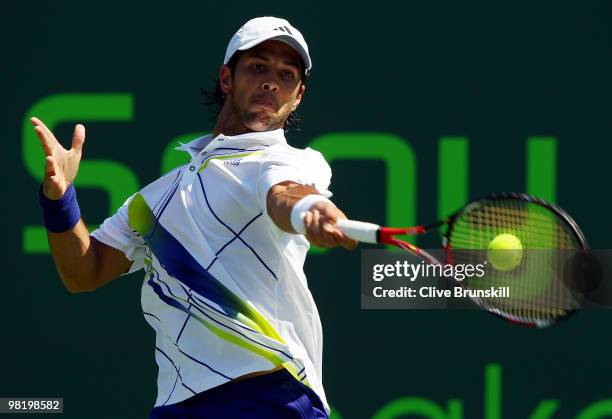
[457,206,576,249]
[448,199,581,322]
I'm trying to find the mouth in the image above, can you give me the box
[251,97,278,111]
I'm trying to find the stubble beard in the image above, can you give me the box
[232,96,286,131]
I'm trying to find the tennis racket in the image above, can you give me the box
[336,193,588,328]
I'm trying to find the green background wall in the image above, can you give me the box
[4,1,612,418]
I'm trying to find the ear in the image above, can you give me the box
[291,83,306,112]
[219,65,232,95]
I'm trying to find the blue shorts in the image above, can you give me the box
[149,369,328,418]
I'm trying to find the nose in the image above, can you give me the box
[261,80,279,92]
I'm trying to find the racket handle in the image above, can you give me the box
[336,219,380,244]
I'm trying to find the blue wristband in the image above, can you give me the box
[38,184,82,233]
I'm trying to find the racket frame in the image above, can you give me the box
[342,192,589,328]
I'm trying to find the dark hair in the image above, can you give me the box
[200,51,308,132]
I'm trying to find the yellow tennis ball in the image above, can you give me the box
[487,233,523,271]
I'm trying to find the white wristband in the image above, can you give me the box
[290,194,333,234]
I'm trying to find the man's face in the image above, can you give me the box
[220,40,305,131]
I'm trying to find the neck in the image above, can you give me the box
[213,103,250,137]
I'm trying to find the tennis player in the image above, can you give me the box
[33,16,355,418]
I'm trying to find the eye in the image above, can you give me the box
[281,70,295,80]
[251,63,265,72]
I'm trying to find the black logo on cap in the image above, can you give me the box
[273,26,293,35]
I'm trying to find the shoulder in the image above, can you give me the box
[255,143,332,191]
[258,143,329,168]
[138,165,186,197]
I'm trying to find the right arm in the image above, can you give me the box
[32,117,133,293]
[266,181,356,249]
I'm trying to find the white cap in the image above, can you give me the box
[224,17,312,73]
